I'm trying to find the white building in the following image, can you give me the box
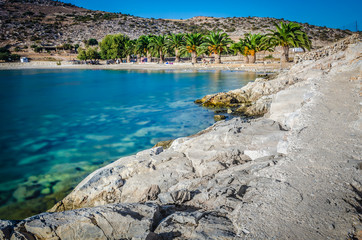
[20,57,29,63]
[292,48,305,53]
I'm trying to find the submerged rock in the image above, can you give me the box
[153,139,174,149]
[213,115,227,121]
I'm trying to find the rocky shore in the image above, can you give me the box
[1,36,361,239]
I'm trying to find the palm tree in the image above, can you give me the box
[202,31,232,64]
[244,33,273,63]
[134,37,144,63]
[167,33,184,63]
[149,35,167,64]
[267,22,311,63]
[124,39,135,63]
[182,33,204,64]
[136,35,153,63]
[145,35,154,62]
[230,39,250,63]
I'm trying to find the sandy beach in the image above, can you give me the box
[0,61,290,72]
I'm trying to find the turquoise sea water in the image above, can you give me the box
[0,69,256,219]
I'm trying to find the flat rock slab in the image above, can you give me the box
[1,203,161,240]
[155,211,237,239]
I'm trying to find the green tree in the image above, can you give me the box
[138,35,154,61]
[99,34,129,60]
[77,47,100,62]
[0,47,20,62]
[267,22,311,63]
[203,31,232,64]
[112,34,130,59]
[182,33,204,64]
[99,35,114,59]
[86,47,100,61]
[124,39,135,63]
[10,54,20,61]
[135,36,149,63]
[167,33,184,63]
[77,48,87,60]
[149,35,167,64]
[0,47,11,61]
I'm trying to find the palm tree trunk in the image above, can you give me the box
[137,54,141,63]
[281,46,289,63]
[175,49,180,63]
[127,55,130,63]
[147,51,151,62]
[237,53,242,60]
[191,52,197,64]
[159,50,164,64]
[215,53,221,64]
[250,53,256,63]
[244,55,249,64]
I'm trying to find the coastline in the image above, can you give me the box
[0,61,289,73]
[0,37,361,239]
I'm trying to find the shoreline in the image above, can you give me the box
[0,37,361,239]
[0,61,290,72]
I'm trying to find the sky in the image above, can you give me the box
[61,0,361,31]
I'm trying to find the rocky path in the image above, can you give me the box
[232,57,362,239]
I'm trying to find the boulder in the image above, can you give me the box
[214,115,227,121]
[2,203,162,240]
[154,211,237,239]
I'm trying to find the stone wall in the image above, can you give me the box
[295,34,360,63]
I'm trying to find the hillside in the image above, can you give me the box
[0,0,354,49]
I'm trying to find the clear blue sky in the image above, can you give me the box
[61,0,361,31]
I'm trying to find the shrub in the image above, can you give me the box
[62,43,73,50]
[87,39,98,46]
[0,48,10,61]
[34,46,42,53]
[0,48,20,62]
[10,54,20,61]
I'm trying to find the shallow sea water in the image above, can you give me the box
[0,69,256,219]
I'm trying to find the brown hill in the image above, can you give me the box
[0,0,353,49]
